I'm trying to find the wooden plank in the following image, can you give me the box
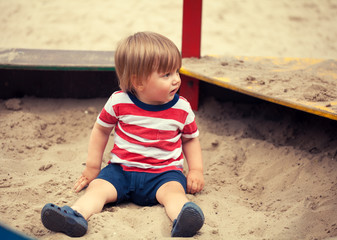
[0,49,118,99]
[181,56,337,121]
[181,0,202,58]
[180,0,202,110]
[0,48,115,71]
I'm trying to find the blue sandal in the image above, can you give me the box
[171,202,205,237]
[41,203,88,237]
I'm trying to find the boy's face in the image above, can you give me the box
[135,69,181,105]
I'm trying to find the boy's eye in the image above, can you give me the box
[162,69,179,78]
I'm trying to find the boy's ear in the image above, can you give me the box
[131,75,144,91]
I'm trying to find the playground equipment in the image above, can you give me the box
[0,48,119,99]
[180,0,202,110]
[1,48,336,121]
[181,56,337,121]
[0,0,336,124]
[179,0,336,121]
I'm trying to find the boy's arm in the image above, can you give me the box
[74,122,113,192]
[182,137,204,194]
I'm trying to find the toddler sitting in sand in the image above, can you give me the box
[41,31,204,237]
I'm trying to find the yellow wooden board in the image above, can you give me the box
[181,56,337,121]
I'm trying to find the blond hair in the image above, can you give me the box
[115,32,182,93]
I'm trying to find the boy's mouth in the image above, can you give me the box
[170,88,178,94]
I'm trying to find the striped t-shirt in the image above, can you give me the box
[96,91,199,173]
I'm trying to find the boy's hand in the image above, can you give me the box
[73,166,100,192]
[187,169,204,194]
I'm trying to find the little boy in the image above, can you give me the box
[41,31,204,238]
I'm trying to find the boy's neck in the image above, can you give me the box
[127,92,179,112]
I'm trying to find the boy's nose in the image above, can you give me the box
[172,74,181,85]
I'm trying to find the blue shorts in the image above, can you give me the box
[96,164,187,206]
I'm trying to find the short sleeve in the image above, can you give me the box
[96,93,118,128]
[181,101,199,138]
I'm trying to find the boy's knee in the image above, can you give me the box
[159,181,185,194]
[86,179,118,202]
[156,181,186,203]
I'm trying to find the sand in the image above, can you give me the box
[1,0,337,239]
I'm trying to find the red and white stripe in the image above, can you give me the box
[96,91,199,173]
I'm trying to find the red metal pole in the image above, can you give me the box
[180,0,202,110]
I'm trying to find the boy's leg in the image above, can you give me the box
[156,181,204,237]
[41,179,117,237]
[71,178,118,219]
[156,181,189,221]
